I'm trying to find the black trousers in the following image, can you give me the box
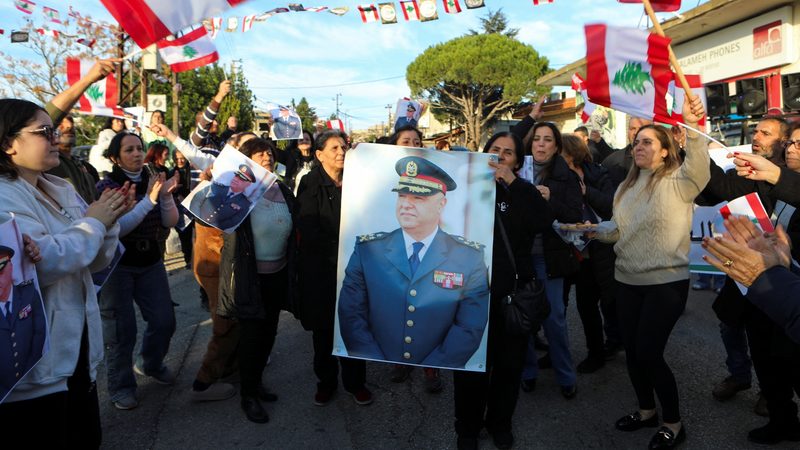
[0,326,101,448]
[311,326,366,393]
[238,270,285,397]
[453,305,528,438]
[177,223,194,267]
[616,279,688,424]
[745,302,800,428]
[570,256,620,359]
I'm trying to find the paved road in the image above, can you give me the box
[96,255,795,449]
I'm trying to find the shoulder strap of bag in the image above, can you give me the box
[494,205,519,292]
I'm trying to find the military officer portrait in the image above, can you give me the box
[189,164,256,231]
[337,156,490,370]
[394,102,419,132]
[0,245,46,400]
[270,106,302,140]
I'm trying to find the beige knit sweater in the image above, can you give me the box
[597,134,710,286]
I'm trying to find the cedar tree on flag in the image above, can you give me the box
[444,0,462,14]
[532,0,554,5]
[242,14,255,32]
[66,58,125,118]
[157,27,219,73]
[400,1,420,20]
[42,6,61,24]
[379,3,398,24]
[15,0,35,14]
[584,24,673,122]
[617,0,681,12]
[719,193,774,233]
[100,0,249,48]
[667,74,706,126]
[464,0,485,8]
[358,4,379,23]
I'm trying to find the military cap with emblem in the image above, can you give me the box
[406,104,417,112]
[392,156,456,197]
[235,164,256,183]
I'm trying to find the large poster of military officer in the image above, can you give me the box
[183,144,278,233]
[0,214,47,403]
[333,144,495,372]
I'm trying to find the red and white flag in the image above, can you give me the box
[584,24,673,122]
[400,1,420,20]
[35,28,59,38]
[305,6,327,12]
[719,193,774,233]
[66,58,125,118]
[443,0,462,14]
[15,0,35,14]
[225,17,238,32]
[207,17,223,39]
[157,27,219,73]
[572,73,597,123]
[617,0,681,12]
[42,6,61,23]
[358,4,379,23]
[327,119,344,131]
[77,37,97,48]
[667,73,706,126]
[100,0,249,48]
[532,0,554,5]
[242,14,255,32]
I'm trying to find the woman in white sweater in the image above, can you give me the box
[595,96,709,450]
[0,98,130,447]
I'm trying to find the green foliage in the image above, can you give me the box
[612,62,652,95]
[294,97,317,131]
[406,33,549,148]
[467,9,519,39]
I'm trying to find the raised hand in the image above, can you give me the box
[161,171,181,195]
[149,173,165,203]
[149,123,177,142]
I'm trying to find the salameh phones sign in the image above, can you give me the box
[673,6,795,83]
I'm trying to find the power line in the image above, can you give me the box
[250,75,405,90]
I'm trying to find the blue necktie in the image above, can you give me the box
[2,303,11,325]
[409,242,424,276]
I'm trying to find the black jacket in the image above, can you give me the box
[295,165,343,330]
[582,161,614,220]
[541,155,584,279]
[217,182,298,320]
[601,144,633,190]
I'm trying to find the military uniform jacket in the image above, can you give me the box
[0,282,46,395]
[190,181,252,231]
[273,117,301,140]
[338,228,490,368]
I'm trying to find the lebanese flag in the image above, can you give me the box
[35,28,60,38]
[242,14,255,32]
[77,37,97,48]
[157,27,219,73]
[667,73,706,126]
[15,0,35,14]
[617,0,681,12]
[532,0,554,5]
[305,6,327,12]
[584,24,673,122]
[225,17,238,32]
[572,74,596,123]
[400,1,420,20]
[358,4,379,23]
[327,119,344,131]
[100,0,249,48]
[719,193,774,233]
[42,6,61,23]
[66,58,125,118]
[444,0,462,14]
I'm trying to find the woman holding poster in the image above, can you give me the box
[594,96,709,449]
[0,97,130,447]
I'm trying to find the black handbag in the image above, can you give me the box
[496,215,550,336]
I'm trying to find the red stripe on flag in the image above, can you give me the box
[719,204,731,220]
[157,26,206,48]
[646,32,673,123]
[744,193,774,232]
[66,58,91,113]
[585,24,610,108]
[104,70,124,116]
[170,52,220,73]
[100,0,171,48]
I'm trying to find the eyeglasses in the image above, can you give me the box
[18,125,61,142]
[787,140,800,150]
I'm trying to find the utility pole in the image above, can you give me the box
[171,71,180,132]
[333,93,342,118]
[385,104,393,135]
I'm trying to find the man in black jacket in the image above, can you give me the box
[600,117,651,189]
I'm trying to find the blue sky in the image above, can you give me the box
[0,0,708,129]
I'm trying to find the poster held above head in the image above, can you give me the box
[269,105,303,140]
[394,99,423,132]
[333,144,495,372]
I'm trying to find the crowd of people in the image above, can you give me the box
[1,58,800,450]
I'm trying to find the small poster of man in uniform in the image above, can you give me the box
[268,104,303,141]
[394,98,423,132]
[333,144,495,372]
[183,145,278,233]
[0,214,47,403]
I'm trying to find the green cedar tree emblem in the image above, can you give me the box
[183,45,198,59]
[612,62,652,95]
[85,84,103,101]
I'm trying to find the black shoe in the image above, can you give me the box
[577,356,605,374]
[711,376,751,401]
[456,436,478,450]
[241,396,269,423]
[491,430,514,449]
[615,412,659,432]
[520,378,536,393]
[538,353,552,369]
[389,365,412,383]
[604,342,623,361]
[649,426,685,449]
[257,385,278,402]
[560,384,577,399]
[748,421,800,445]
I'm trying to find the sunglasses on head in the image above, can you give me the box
[18,125,61,142]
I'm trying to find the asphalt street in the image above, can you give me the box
[95,254,796,449]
